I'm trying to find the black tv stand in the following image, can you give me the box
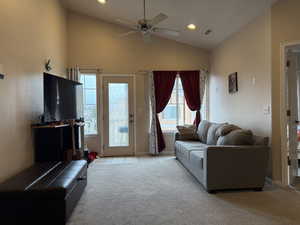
[32,121,85,162]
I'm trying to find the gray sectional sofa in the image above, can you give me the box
[175,120,269,193]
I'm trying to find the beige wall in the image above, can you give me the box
[271,0,300,182]
[0,0,67,182]
[209,11,272,176]
[66,11,209,154]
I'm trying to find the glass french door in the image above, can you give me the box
[102,76,134,156]
[286,51,300,185]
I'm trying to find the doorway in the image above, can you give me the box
[102,76,135,157]
[281,43,300,186]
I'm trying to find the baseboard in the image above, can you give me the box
[265,177,287,188]
[135,151,175,156]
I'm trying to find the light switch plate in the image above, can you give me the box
[263,105,271,115]
[252,77,256,85]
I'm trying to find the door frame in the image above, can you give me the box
[280,40,300,186]
[99,74,136,157]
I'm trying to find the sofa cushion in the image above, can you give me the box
[207,123,227,145]
[190,151,204,169]
[216,124,240,137]
[175,141,207,160]
[176,125,198,140]
[217,129,254,146]
[197,120,211,143]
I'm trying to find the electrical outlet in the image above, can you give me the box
[263,105,271,115]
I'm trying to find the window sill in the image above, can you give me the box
[85,134,99,138]
[162,131,177,135]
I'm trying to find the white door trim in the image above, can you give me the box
[280,40,300,186]
[100,74,136,157]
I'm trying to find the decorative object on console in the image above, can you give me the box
[45,59,52,72]
[228,72,238,93]
[67,66,80,82]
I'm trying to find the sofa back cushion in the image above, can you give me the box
[216,124,240,137]
[206,123,227,145]
[217,129,254,146]
[197,120,211,143]
[176,125,198,140]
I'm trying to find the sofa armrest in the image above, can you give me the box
[202,145,269,190]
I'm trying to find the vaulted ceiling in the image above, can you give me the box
[62,0,277,49]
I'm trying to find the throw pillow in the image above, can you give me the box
[206,123,227,145]
[176,125,198,140]
[197,120,211,143]
[216,124,240,137]
[217,129,254,146]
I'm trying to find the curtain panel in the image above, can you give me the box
[179,71,201,127]
[149,70,206,154]
[149,71,177,154]
[199,70,207,116]
[149,72,158,155]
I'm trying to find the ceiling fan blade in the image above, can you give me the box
[154,28,180,37]
[149,13,168,26]
[116,18,138,27]
[143,32,152,43]
[119,30,139,38]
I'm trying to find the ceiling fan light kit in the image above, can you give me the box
[187,24,197,30]
[117,0,180,42]
[97,0,107,5]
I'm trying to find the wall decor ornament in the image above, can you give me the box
[228,72,238,93]
[45,59,52,72]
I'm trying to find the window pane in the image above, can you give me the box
[84,75,96,88]
[163,105,177,120]
[81,74,98,135]
[85,90,96,105]
[108,83,129,147]
[84,105,98,135]
[159,77,200,131]
[178,103,184,125]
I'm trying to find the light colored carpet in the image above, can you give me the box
[68,156,300,225]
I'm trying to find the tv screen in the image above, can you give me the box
[44,73,83,122]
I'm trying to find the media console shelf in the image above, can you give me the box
[32,124,70,129]
[32,122,85,163]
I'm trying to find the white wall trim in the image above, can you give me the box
[100,74,136,156]
[279,40,300,186]
[135,151,175,156]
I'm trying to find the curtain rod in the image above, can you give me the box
[78,67,103,73]
[137,68,209,75]
[76,68,209,75]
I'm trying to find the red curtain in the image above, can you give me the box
[179,71,201,127]
[153,71,177,152]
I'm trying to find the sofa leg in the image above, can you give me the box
[207,190,217,194]
[253,187,263,192]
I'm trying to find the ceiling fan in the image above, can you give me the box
[117,0,180,42]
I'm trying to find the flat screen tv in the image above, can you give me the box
[44,73,83,123]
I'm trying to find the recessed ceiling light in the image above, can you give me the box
[187,24,197,30]
[97,0,107,4]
